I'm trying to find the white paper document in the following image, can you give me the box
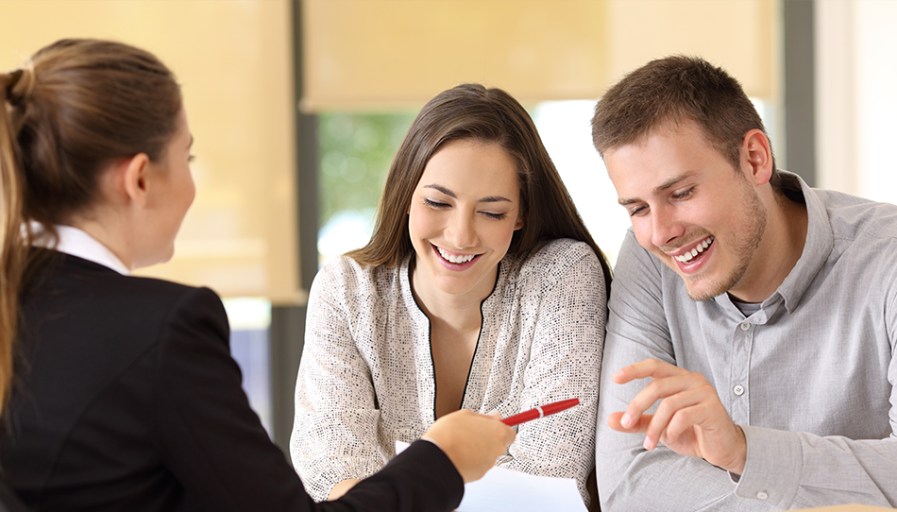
[395,441,586,512]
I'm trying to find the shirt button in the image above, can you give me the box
[733,385,745,396]
[756,491,769,500]
[740,322,751,331]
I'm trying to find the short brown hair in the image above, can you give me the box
[591,55,778,186]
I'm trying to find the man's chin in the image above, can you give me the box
[683,277,725,302]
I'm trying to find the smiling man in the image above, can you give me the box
[591,56,897,511]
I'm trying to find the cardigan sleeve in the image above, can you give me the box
[291,263,388,500]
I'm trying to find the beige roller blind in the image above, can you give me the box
[2,0,302,304]
[604,0,778,100]
[302,0,778,111]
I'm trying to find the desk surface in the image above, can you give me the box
[795,506,897,511]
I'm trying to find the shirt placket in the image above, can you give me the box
[730,319,754,425]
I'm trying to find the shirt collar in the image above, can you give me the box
[765,171,833,312]
[31,223,131,275]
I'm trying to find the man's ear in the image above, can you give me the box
[120,153,152,207]
[741,129,773,185]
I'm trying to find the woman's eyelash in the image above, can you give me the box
[424,198,448,208]
[423,198,508,220]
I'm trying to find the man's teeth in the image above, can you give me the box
[437,247,476,264]
[674,237,713,263]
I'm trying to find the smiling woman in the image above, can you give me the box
[291,83,612,508]
[409,139,525,419]
[409,139,524,310]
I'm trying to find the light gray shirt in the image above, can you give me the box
[292,239,605,503]
[596,172,897,511]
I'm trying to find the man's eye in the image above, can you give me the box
[672,187,695,200]
[628,205,647,217]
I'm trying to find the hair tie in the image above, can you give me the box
[3,61,36,106]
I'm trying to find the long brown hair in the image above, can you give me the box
[349,83,611,290]
[0,38,182,414]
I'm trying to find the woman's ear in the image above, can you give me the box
[120,153,152,207]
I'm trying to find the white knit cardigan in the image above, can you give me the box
[291,238,606,503]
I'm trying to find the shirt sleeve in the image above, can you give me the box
[596,232,745,511]
[732,260,897,508]
[598,230,897,511]
[498,243,605,505]
[735,425,897,508]
[290,263,387,500]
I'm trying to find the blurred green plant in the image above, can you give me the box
[318,112,415,228]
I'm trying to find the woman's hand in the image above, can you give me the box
[422,409,516,483]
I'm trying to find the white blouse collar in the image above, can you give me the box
[31,223,130,275]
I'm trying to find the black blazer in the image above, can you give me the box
[0,252,462,512]
[0,475,29,512]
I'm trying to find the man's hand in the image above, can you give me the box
[609,358,747,474]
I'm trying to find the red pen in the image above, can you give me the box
[501,398,580,427]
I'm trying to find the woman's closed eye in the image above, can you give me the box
[423,198,509,220]
[424,198,450,209]
[481,211,507,220]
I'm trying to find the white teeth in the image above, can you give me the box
[437,247,476,264]
[673,237,713,263]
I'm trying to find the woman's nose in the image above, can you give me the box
[445,211,478,249]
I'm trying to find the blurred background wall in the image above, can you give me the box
[2,0,299,442]
[2,0,894,455]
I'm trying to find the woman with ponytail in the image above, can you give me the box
[0,39,512,512]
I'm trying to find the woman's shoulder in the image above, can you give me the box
[21,255,227,372]
[509,239,605,287]
[111,275,226,328]
[524,238,601,269]
[39,252,216,304]
[311,254,402,297]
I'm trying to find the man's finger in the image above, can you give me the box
[644,387,707,447]
[608,411,653,433]
[620,372,705,429]
[613,358,685,384]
